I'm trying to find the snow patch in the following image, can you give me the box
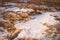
[14,12,60,40]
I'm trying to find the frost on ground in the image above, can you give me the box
[14,12,60,40]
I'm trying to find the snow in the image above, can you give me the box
[20,0,30,2]
[4,2,17,6]
[19,8,34,12]
[0,27,8,40]
[0,5,60,40]
[0,6,34,14]
[5,7,21,12]
[14,12,60,40]
[4,7,34,12]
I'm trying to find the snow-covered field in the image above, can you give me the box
[14,12,60,40]
[0,5,60,40]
